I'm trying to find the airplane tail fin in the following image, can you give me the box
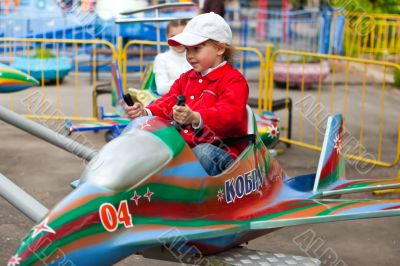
[313,114,345,192]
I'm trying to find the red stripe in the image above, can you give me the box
[20,212,100,260]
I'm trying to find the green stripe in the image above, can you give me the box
[20,225,105,265]
[316,202,356,216]
[152,126,185,158]
[340,181,376,189]
[252,201,320,221]
[318,157,345,189]
[0,71,38,84]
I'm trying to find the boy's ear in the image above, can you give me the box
[216,44,226,56]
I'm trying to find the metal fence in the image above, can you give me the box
[0,37,117,121]
[332,11,400,62]
[266,49,400,167]
[225,8,325,53]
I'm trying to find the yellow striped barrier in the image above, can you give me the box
[332,11,400,61]
[266,49,400,167]
[0,37,117,120]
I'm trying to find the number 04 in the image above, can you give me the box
[99,200,133,232]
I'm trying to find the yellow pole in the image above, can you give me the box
[122,42,128,92]
[343,60,349,125]
[284,54,290,139]
[74,43,79,116]
[92,45,97,119]
[41,43,45,94]
[315,59,323,146]
[358,64,367,156]
[299,56,305,142]
[377,66,386,161]
[117,37,124,92]
[56,43,60,108]
[330,59,336,114]
[263,44,272,113]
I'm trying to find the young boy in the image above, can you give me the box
[125,12,249,176]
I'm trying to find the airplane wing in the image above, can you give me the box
[65,118,131,133]
[250,198,400,230]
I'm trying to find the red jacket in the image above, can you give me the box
[147,64,249,158]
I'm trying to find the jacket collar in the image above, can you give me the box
[188,63,232,81]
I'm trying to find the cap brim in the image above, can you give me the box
[167,31,208,47]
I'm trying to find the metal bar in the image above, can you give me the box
[0,173,48,222]
[273,49,400,68]
[359,64,367,156]
[56,43,61,108]
[0,106,97,161]
[92,45,97,118]
[263,44,272,113]
[377,66,387,160]
[120,2,195,16]
[315,183,400,198]
[23,114,97,121]
[155,8,160,54]
[285,55,290,139]
[315,59,323,146]
[115,17,193,24]
[330,59,336,114]
[299,56,306,142]
[0,38,118,60]
[74,43,79,116]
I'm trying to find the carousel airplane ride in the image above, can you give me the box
[1,4,400,265]
[0,63,39,93]
[4,94,400,265]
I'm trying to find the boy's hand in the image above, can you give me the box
[173,105,200,125]
[124,102,146,120]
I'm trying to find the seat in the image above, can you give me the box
[221,105,256,147]
[247,97,292,148]
[246,105,256,135]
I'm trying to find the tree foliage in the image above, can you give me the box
[327,0,400,14]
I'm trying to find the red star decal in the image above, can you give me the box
[269,125,278,137]
[130,190,141,206]
[139,120,151,130]
[217,189,224,202]
[334,134,342,154]
[7,255,21,266]
[31,218,56,238]
[144,187,154,202]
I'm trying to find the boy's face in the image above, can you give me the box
[167,26,186,53]
[185,41,225,73]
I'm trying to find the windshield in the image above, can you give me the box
[80,129,172,191]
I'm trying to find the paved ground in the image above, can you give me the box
[1,68,400,265]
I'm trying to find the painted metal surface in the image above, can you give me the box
[0,105,97,161]
[9,114,400,266]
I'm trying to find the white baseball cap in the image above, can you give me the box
[168,12,232,47]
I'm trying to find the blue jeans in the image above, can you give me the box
[192,143,234,176]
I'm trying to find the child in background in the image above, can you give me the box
[125,12,249,176]
[153,20,192,95]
